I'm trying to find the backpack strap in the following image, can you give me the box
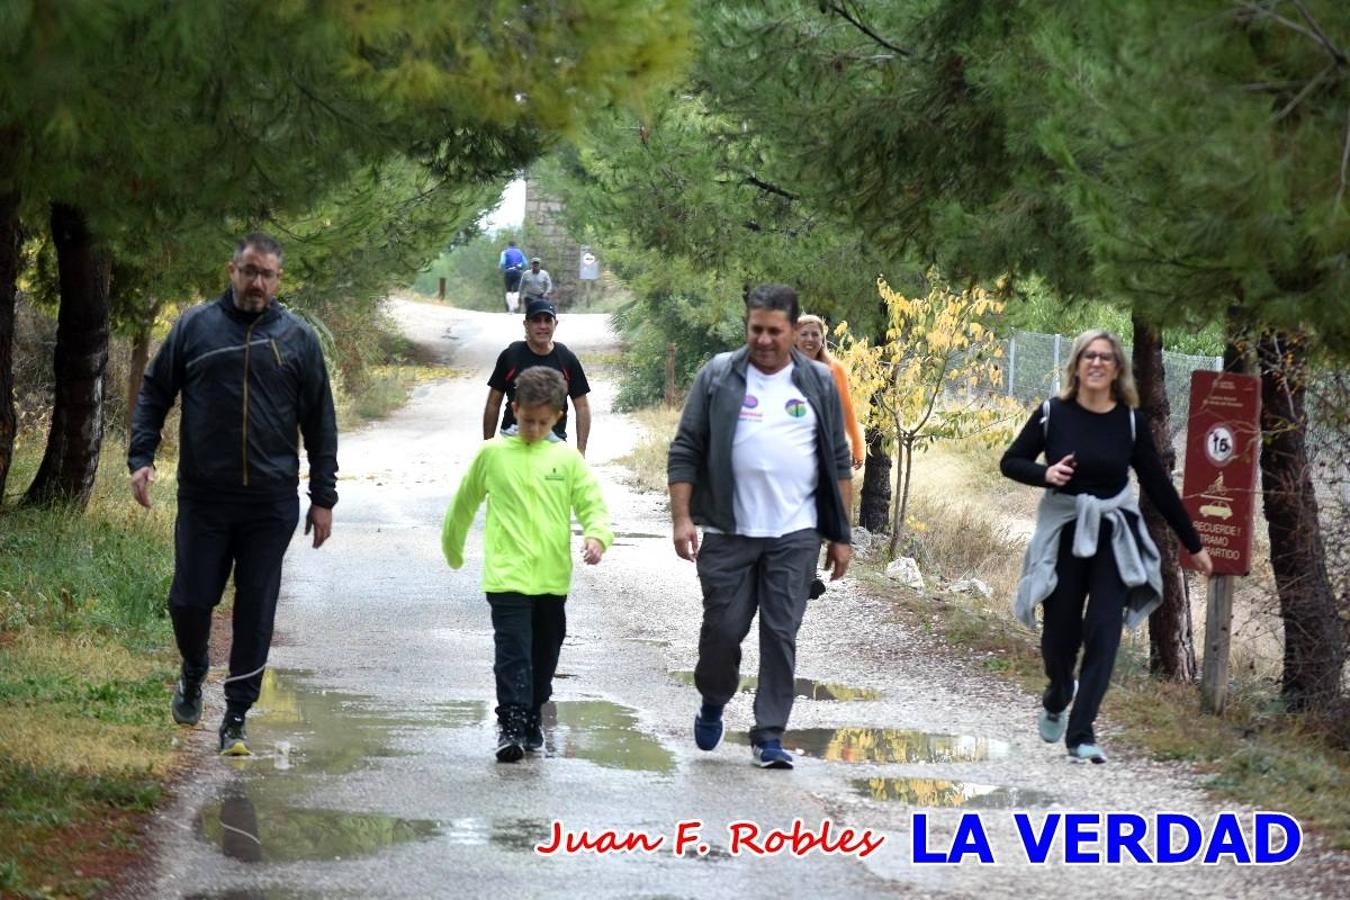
[1040,398,1051,440]
[1130,407,1137,444]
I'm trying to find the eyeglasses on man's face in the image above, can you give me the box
[1080,350,1116,364]
[237,265,280,282]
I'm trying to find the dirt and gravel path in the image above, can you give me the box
[117,299,1348,899]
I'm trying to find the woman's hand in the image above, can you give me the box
[1045,453,1076,487]
[1191,548,1214,577]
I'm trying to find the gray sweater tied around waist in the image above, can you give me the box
[1013,485,1163,632]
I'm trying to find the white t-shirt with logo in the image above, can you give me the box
[727,362,819,537]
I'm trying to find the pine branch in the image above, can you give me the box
[1272,63,1335,122]
[743,174,800,201]
[1291,0,1348,64]
[822,1,912,58]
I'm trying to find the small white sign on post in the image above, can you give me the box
[579,246,600,280]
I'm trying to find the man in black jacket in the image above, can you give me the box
[129,232,338,756]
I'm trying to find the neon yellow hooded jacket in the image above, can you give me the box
[441,436,612,595]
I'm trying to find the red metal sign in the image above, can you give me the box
[1180,371,1261,575]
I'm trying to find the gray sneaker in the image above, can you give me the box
[1068,743,1107,764]
[1037,708,1067,743]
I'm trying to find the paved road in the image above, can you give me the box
[121,301,1347,899]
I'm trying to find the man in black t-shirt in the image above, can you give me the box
[483,298,592,454]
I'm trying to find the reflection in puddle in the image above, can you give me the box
[196,787,440,862]
[727,727,1010,763]
[443,816,554,852]
[551,700,675,774]
[669,671,880,701]
[853,777,1056,809]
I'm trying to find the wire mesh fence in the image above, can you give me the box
[999,330,1223,439]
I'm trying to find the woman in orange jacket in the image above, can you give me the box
[795,314,865,469]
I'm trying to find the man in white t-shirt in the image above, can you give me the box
[667,283,854,770]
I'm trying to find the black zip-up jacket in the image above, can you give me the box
[128,289,339,508]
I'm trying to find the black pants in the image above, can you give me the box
[487,592,567,736]
[1040,519,1129,748]
[504,269,523,292]
[168,494,300,719]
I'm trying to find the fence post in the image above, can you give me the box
[1052,333,1062,394]
[437,277,446,301]
[1006,336,1016,396]
[1201,575,1235,714]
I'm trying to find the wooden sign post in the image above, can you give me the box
[1180,371,1261,715]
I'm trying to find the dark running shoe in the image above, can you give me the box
[751,739,794,769]
[496,732,525,763]
[172,674,203,726]
[524,713,544,753]
[218,716,251,757]
[693,704,724,752]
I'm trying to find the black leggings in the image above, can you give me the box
[1040,519,1128,748]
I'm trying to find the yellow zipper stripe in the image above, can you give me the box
[270,339,282,366]
[242,322,256,486]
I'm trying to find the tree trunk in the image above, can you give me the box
[859,421,892,532]
[0,185,19,503]
[887,436,907,560]
[23,203,110,509]
[1132,316,1196,681]
[127,322,152,425]
[1256,330,1344,710]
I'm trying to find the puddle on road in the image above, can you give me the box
[726,727,1010,763]
[669,670,881,702]
[430,699,489,727]
[443,816,555,852]
[244,671,418,773]
[548,700,676,774]
[196,787,440,863]
[853,777,1056,809]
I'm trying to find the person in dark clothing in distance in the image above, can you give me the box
[1001,329,1211,764]
[129,232,338,757]
[482,297,592,455]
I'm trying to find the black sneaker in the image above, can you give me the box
[524,713,544,753]
[219,716,252,756]
[496,731,525,763]
[172,675,203,726]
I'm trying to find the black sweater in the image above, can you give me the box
[1000,398,1201,553]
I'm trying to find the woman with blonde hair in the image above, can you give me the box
[795,314,864,469]
[1000,329,1212,764]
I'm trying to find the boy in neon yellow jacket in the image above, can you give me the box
[442,366,612,762]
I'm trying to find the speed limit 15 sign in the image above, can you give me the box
[1180,371,1261,576]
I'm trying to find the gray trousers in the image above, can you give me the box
[694,528,819,744]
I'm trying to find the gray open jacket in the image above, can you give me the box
[1013,486,1163,631]
[129,289,339,508]
[667,345,853,544]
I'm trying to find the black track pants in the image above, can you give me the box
[486,592,567,736]
[168,494,300,718]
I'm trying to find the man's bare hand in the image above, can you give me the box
[131,466,156,509]
[825,541,853,580]
[673,516,700,562]
[305,505,333,549]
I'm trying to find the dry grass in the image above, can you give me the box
[615,405,682,494]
